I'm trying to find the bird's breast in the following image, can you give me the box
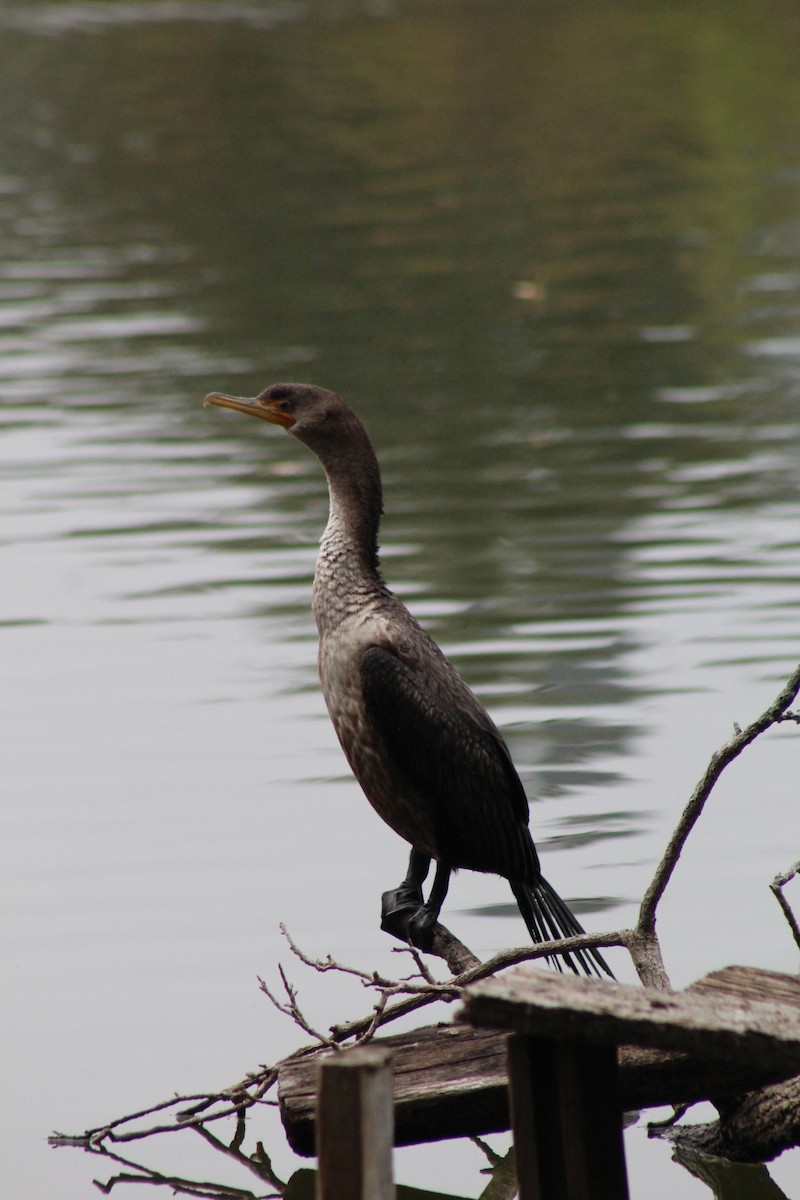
[316,608,391,743]
[316,614,439,858]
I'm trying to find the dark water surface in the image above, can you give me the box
[3,2,800,1196]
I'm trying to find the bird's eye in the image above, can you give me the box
[268,388,292,410]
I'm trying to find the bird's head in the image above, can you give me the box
[204,381,382,517]
[204,380,385,579]
[204,382,363,451]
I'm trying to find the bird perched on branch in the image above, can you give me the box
[205,382,611,977]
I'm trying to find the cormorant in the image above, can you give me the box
[205,382,610,977]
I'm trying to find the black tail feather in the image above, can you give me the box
[510,877,613,979]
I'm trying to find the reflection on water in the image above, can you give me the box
[2,2,304,33]
[2,2,800,1198]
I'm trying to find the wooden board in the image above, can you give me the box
[280,1023,509,1156]
[316,1046,393,1200]
[460,966,800,1071]
[278,966,800,1156]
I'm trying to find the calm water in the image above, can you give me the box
[3,2,800,1197]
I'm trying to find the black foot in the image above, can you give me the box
[380,882,423,941]
[407,905,438,952]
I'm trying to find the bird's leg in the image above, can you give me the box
[407,861,451,952]
[380,849,430,941]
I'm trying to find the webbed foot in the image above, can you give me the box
[407,904,438,952]
[380,882,424,941]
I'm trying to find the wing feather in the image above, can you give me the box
[360,643,539,880]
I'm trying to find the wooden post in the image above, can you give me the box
[507,1034,629,1200]
[316,1045,394,1200]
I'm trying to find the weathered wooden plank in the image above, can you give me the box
[280,1033,800,1156]
[689,965,800,1009]
[460,968,800,1070]
[278,966,800,1156]
[508,1035,629,1200]
[280,1024,510,1156]
[316,1045,394,1200]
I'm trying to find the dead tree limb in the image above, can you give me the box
[632,661,800,987]
[639,662,800,935]
[662,1075,800,1164]
[771,861,800,955]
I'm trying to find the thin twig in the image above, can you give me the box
[329,929,628,1042]
[358,992,390,1043]
[280,923,390,985]
[51,1071,279,1152]
[393,943,439,985]
[258,968,334,1048]
[771,861,800,953]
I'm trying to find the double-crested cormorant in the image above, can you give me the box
[205,382,610,977]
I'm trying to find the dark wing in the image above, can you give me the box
[360,643,540,881]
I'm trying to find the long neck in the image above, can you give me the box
[311,429,387,629]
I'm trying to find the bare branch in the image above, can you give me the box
[257,969,335,1048]
[328,929,628,1042]
[51,1071,279,1154]
[358,991,390,1044]
[393,943,439,985]
[622,927,672,991]
[280,923,386,985]
[420,921,481,975]
[638,662,800,939]
[771,861,800,954]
